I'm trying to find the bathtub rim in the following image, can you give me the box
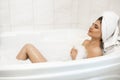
[0,53,120,71]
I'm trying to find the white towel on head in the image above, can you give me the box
[102,11,120,52]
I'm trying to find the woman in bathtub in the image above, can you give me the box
[16,11,120,63]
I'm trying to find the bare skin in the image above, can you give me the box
[16,44,47,63]
[70,20,102,60]
[16,20,103,62]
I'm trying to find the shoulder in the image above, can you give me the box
[82,39,90,46]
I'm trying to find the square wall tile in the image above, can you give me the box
[109,0,120,16]
[90,0,110,18]
[0,0,10,25]
[89,0,113,28]
[71,0,79,24]
[54,24,72,29]
[34,24,54,31]
[78,0,91,27]
[0,24,11,33]
[12,24,34,32]
[78,24,88,30]
[71,24,79,29]
[54,0,72,24]
[33,0,54,25]
[10,0,33,25]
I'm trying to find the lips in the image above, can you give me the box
[89,29,91,32]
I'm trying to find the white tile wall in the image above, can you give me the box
[90,0,110,21]
[0,0,11,32]
[0,0,120,32]
[78,0,91,29]
[71,0,79,24]
[54,0,72,24]
[12,24,34,32]
[0,0,10,25]
[10,0,33,25]
[0,24,11,33]
[34,24,54,31]
[54,24,72,29]
[33,0,54,25]
[109,0,120,16]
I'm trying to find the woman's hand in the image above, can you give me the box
[70,47,78,60]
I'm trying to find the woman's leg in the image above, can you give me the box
[16,44,47,63]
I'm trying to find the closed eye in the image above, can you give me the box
[94,24,99,29]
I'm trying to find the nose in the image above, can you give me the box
[90,26,93,30]
[90,23,95,29]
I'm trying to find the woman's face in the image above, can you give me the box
[88,20,102,39]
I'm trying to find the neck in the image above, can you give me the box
[90,38,101,45]
[91,38,101,41]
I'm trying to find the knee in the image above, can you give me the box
[25,43,33,47]
[24,43,34,49]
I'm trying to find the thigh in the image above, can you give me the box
[26,44,47,63]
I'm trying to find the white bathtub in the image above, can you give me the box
[0,29,120,80]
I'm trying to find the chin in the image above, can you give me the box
[87,32,92,37]
[87,32,90,36]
